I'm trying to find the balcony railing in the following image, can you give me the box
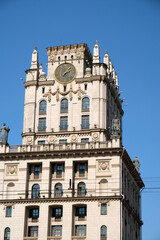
[0,140,118,154]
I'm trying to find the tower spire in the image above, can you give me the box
[93,40,100,63]
[31,46,38,69]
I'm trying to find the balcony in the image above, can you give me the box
[0,140,117,154]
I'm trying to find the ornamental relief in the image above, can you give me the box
[98,161,110,172]
[43,85,86,102]
[6,165,18,176]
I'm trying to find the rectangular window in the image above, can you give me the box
[59,139,67,144]
[6,206,12,217]
[60,116,68,130]
[74,162,87,178]
[51,163,64,178]
[38,140,45,145]
[34,165,40,179]
[79,163,85,177]
[81,138,89,143]
[38,118,46,131]
[29,208,39,219]
[75,225,86,236]
[101,203,107,215]
[56,164,63,178]
[28,226,38,237]
[52,225,62,236]
[52,207,63,219]
[76,207,87,218]
[82,115,89,129]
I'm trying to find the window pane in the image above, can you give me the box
[101,204,107,215]
[60,116,68,130]
[6,206,12,217]
[82,115,89,129]
[38,118,46,131]
[39,100,47,114]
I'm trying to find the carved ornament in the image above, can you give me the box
[6,165,18,176]
[43,85,86,102]
[98,161,109,171]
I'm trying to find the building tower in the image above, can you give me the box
[0,42,144,240]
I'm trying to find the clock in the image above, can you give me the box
[54,62,77,84]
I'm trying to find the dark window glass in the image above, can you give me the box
[52,225,62,237]
[76,207,87,217]
[79,163,85,177]
[65,56,67,60]
[38,118,46,131]
[75,225,86,236]
[59,139,67,144]
[101,204,107,215]
[4,227,10,240]
[61,99,68,113]
[39,100,47,114]
[32,184,40,198]
[82,97,89,112]
[42,87,45,94]
[85,84,87,90]
[78,182,86,196]
[81,138,89,143]
[28,226,38,237]
[34,165,40,178]
[101,225,107,240]
[6,206,12,217]
[82,115,89,129]
[60,116,68,130]
[29,208,39,219]
[55,183,63,197]
[38,140,45,145]
[52,207,63,218]
[56,164,63,178]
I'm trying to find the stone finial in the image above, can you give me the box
[103,50,110,65]
[111,116,120,136]
[133,156,140,173]
[31,47,38,69]
[0,123,10,144]
[39,63,46,80]
[93,40,100,63]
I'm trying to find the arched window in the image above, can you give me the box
[78,182,86,196]
[61,99,68,113]
[4,227,10,240]
[101,225,107,240]
[39,100,47,115]
[55,183,63,197]
[32,184,40,198]
[82,97,89,112]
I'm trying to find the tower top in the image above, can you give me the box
[93,40,100,63]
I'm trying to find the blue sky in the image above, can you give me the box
[0,0,160,239]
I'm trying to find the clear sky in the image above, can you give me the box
[0,0,160,239]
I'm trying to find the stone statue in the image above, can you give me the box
[0,123,10,144]
[111,116,120,136]
[133,156,140,173]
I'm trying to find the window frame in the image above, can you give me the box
[60,116,68,130]
[52,225,62,237]
[38,117,46,131]
[39,100,47,115]
[101,203,107,215]
[60,98,68,113]
[6,206,12,217]
[4,227,10,240]
[82,97,90,112]
[82,115,89,129]
[28,226,38,237]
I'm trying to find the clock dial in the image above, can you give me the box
[54,63,77,84]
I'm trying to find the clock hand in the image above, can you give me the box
[63,67,71,76]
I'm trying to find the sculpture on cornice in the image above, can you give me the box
[133,156,140,173]
[111,116,120,136]
[0,123,10,144]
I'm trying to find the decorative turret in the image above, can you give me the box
[93,40,100,63]
[39,63,46,81]
[103,50,109,66]
[31,46,38,69]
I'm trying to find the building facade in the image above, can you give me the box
[0,42,144,240]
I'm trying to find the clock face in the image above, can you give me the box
[54,62,77,84]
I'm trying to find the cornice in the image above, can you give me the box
[24,80,55,88]
[123,150,145,189]
[0,147,122,161]
[0,195,122,205]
